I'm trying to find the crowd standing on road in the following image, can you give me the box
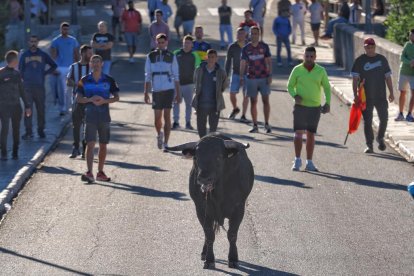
[1,0,410,180]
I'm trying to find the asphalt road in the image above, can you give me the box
[0,0,413,275]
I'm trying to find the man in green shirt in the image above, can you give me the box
[287,46,331,171]
[395,28,414,122]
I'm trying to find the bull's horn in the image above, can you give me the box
[165,142,197,151]
[224,140,250,149]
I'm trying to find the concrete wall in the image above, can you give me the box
[334,23,405,109]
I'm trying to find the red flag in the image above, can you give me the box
[344,80,365,144]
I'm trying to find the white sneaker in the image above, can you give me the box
[305,160,319,172]
[291,158,302,171]
[157,132,164,149]
[162,143,169,152]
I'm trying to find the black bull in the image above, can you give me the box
[167,134,254,269]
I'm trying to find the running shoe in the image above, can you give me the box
[69,148,80,159]
[406,113,414,122]
[172,122,180,129]
[81,171,95,183]
[240,115,249,123]
[305,160,319,172]
[162,143,169,153]
[96,171,111,182]
[21,132,33,140]
[376,137,386,151]
[228,108,240,119]
[394,113,405,121]
[291,158,302,171]
[249,125,259,133]
[157,131,164,149]
[185,122,194,130]
[364,145,374,154]
[264,123,272,134]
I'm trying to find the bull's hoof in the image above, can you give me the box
[201,253,206,261]
[228,261,239,269]
[203,261,215,269]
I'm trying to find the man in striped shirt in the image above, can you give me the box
[67,45,93,158]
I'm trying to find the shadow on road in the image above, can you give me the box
[105,160,167,172]
[39,166,80,175]
[0,247,92,276]
[215,259,299,275]
[307,171,407,191]
[255,175,311,189]
[94,181,190,201]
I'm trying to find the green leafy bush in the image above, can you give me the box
[385,0,414,45]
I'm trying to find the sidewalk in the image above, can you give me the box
[286,14,414,163]
[0,0,121,215]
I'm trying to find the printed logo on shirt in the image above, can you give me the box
[363,61,382,71]
[248,54,265,61]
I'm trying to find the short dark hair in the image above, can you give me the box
[5,50,18,64]
[305,46,316,53]
[60,22,70,28]
[156,33,167,40]
[236,27,245,33]
[207,49,217,56]
[29,35,38,40]
[410,28,414,34]
[250,26,260,33]
[155,9,163,15]
[195,26,203,31]
[80,44,92,54]
[183,35,193,42]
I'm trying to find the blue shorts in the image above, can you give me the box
[230,74,247,94]
[124,32,137,47]
[245,78,270,97]
[85,122,110,144]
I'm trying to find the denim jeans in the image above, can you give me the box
[103,61,112,75]
[173,84,194,123]
[219,24,233,47]
[182,20,195,35]
[276,36,292,63]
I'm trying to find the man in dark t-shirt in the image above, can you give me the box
[351,38,395,153]
[91,21,114,75]
[218,0,233,50]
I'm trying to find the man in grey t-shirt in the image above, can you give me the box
[351,38,395,153]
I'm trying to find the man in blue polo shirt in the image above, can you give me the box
[76,55,120,183]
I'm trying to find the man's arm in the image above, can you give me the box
[266,56,272,84]
[385,75,395,102]
[239,59,246,85]
[144,56,152,103]
[50,47,57,61]
[44,52,57,75]
[73,47,80,63]
[224,46,232,76]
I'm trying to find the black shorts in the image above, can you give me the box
[310,23,321,31]
[293,105,321,133]
[152,90,174,110]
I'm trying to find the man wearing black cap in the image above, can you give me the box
[351,37,395,153]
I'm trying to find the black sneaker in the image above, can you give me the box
[172,122,180,129]
[377,137,386,151]
[185,122,194,130]
[249,125,259,133]
[265,123,272,134]
[240,115,249,123]
[69,148,80,158]
[12,152,18,160]
[364,146,374,154]
[21,133,33,140]
[228,108,240,119]
[38,130,46,138]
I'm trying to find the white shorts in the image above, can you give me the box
[398,74,414,91]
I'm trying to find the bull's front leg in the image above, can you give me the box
[227,205,245,268]
[196,209,216,269]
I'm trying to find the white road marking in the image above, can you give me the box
[207,8,218,16]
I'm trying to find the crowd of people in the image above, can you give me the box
[0,0,411,182]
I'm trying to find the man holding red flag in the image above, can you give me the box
[351,38,395,153]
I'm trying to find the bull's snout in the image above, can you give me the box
[197,176,215,193]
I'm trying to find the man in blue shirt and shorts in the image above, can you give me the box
[76,55,120,183]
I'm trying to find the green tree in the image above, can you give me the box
[385,0,414,45]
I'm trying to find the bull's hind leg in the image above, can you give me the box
[196,209,216,269]
[227,205,245,268]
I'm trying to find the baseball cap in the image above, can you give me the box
[364,38,376,46]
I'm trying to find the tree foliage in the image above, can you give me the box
[385,0,414,45]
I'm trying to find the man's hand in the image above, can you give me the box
[321,103,330,114]
[25,108,32,117]
[267,76,272,85]
[388,93,395,103]
[240,77,244,88]
[294,95,302,104]
[144,92,151,104]
[91,95,105,106]
[175,94,182,104]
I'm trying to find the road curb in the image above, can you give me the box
[0,116,71,217]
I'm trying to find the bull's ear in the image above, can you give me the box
[182,149,196,157]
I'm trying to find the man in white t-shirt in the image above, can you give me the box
[308,0,324,46]
[249,0,266,40]
[290,0,306,45]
